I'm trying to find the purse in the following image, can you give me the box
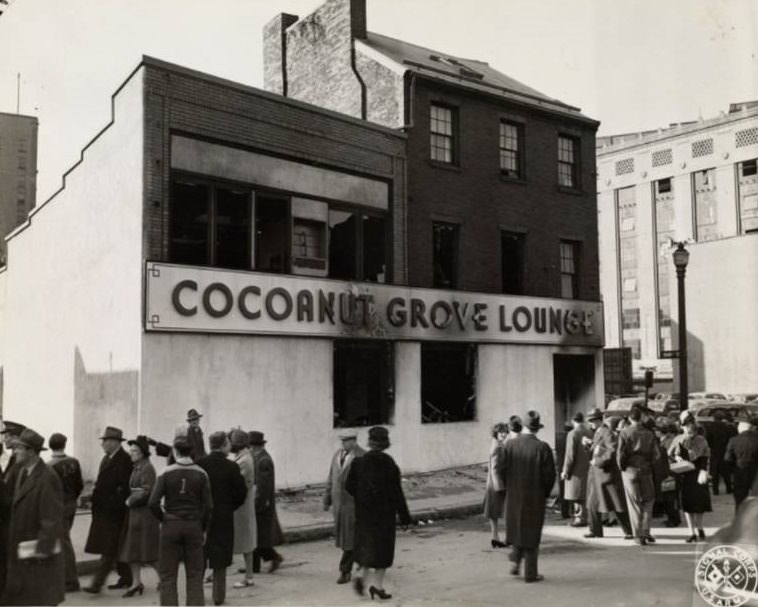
[669,460,695,475]
[661,476,677,492]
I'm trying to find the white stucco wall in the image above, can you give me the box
[0,69,145,478]
[141,334,602,487]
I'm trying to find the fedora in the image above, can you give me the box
[339,431,358,440]
[248,431,266,446]
[525,410,544,431]
[13,428,47,452]
[587,408,604,422]
[0,420,26,436]
[99,426,125,441]
[186,409,202,421]
[127,435,152,458]
[367,426,390,450]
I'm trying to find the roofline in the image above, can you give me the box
[597,106,758,156]
[140,55,407,140]
[0,110,38,122]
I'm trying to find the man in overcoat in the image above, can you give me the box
[561,412,593,526]
[583,411,633,539]
[2,428,65,607]
[197,431,247,606]
[83,426,134,593]
[0,420,25,597]
[186,409,207,462]
[250,431,284,574]
[724,417,758,509]
[617,407,660,545]
[323,431,365,584]
[498,411,556,583]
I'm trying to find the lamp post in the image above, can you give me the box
[672,242,690,411]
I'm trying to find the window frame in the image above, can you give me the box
[559,239,580,299]
[327,204,390,283]
[429,102,458,165]
[432,221,460,289]
[557,134,580,190]
[501,230,526,295]
[499,120,524,180]
[420,342,478,425]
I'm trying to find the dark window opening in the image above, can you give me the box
[362,215,387,283]
[501,231,525,294]
[421,343,477,424]
[216,187,251,270]
[657,178,672,194]
[170,180,211,266]
[333,341,394,428]
[560,240,580,299]
[433,222,459,289]
[329,210,387,282]
[741,159,757,177]
[499,121,523,178]
[255,194,289,273]
[558,135,579,188]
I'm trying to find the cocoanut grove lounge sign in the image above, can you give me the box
[145,263,604,346]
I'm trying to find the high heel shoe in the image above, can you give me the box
[122,584,144,598]
[369,586,392,600]
[686,534,697,543]
[698,529,706,541]
[491,539,506,548]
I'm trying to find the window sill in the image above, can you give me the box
[557,185,584,197]
[427,159,462,172]
[500,174,527,186]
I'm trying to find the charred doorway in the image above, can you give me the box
[553,353,596,451]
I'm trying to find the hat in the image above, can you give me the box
[248,431,266,446]
[187,409,202,422]
[508,415,523,433]
[229,429,249,450]
[680,410,696,426]
[48,433,67,450]
[99,426,125,441]
[572,411,585,423]
[339,431,358,440]
[127,435,151,458]
[367,426,390,450]
[606,416,623,432]
[587,408,604,422]
[0,421,26,436]
[208,431,228,451]
[12,428,47,452]
[525,410,544,431]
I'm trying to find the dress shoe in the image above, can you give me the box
[583,533,602,539]
[624,534,634,540]
[122,584,144,598]
[232,578,255,589]
[82,586,101,595]
[269,555,283,573]
[686,534,697,543]
[525,575,544,583]
[337,572,351,584]
[570,521,588,527]
[369,586,392,600]
[698,529,706,540]
[491,539,506,548]
[634,537,648,546]
[108,580,131,590]
[510,564,520,576]
[645,535,656,544]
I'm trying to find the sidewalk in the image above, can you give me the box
[73,464,489,574]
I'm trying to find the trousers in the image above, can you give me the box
[158,519,205,606]
[588,501,632,537]
[622,472,654,539]
[211,569,225,606]
[252,547,281,572]
[91,555,132,589]
[510,546,539,580]
[61,507,79,589]
[339,550,355,574]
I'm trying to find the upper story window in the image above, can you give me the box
[499,121,523,179]
[560,240,580,299]
[329,210,387,283]
[558,135,579,189]
[432,222,459,289]
[501,231,525,295]
[430,104,456,164]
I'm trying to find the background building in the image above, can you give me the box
[597,102,758,392]
[264,0,603,447]
[0,111,37,265]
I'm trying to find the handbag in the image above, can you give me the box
[661,476,677,493]
[697,469,709,486]
[669,460,695,475]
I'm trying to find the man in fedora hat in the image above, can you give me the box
[48,432,84,592]
[498,411,555,583]
[0,419,26,596]
[584,409,633,540]
[1,420,25,475]
[249,431,284,574]
[3,428,66,606]
[186,409,207,462]
[561,412,593,527]
[324,431,366,584]
[83,426,134,594]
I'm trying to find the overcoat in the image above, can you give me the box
[232,448,257,554]
[85,447,133,555]
[188,426,207,462]
[345,450,411,569]
[3,460,65,606]
[119,459,160,563]
[562,425,593,501]
[252,448,284,549]
[586,424,627,513]
[498,433,556,549]
[483,438,505,519]
[323,445,365,549]
[197,451,248,569]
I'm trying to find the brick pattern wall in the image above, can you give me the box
[406,80,599,298]
[142,62,407,283]
[263,13,299,96]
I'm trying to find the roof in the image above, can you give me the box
[360,31,596,125]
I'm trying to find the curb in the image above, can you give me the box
[76,500,484,576]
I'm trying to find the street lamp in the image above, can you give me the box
[672,242,690,411]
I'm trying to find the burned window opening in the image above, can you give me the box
[421,343,477,424]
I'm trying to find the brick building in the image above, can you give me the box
[597,102,758,393]
[264,0,604,441]
[0,111,37,265]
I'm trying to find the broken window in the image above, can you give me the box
[328,209,387,282]
[421,343,477,424]
[501,231,525,294]
[255,194,289,273]
[333,340,394,428]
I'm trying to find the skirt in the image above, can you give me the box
[483,487,505,519]
[119,506,160,563]
[680,470,712,514]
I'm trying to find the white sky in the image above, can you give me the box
[1,0,756,202]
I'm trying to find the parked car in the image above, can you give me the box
[604,397,657,419]
[689,391,727,401]
[647,398,680,417]
[727,393,758,403]
[693,402,758,432]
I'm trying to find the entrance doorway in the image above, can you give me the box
[553,353,596,450]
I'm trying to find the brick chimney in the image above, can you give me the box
[263,12,299,95]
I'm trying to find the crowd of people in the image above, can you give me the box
[0,412,412,606]
[486,402,758,565]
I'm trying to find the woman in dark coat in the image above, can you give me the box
[345,426,411,601]
[119,436,160,597]
[668,417,711,542]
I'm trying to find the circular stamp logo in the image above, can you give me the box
[695,545,758,607]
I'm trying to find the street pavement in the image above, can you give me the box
[62,492,739,607]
